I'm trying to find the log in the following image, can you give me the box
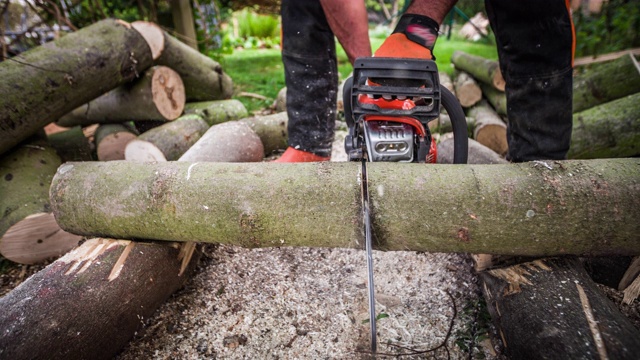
[95,124,138,161]
[428,113,475,136]
[454,71,482,108]
[124,139,167,162]
[0,141,80,264]
[49,159,640,256]
[437,137,507,165]
[239,112,289,155]
[183,100,249,126]
[468,100,508,156]
[47,126,94,162]
[136,114,209,160]
[451,51,505,91]
[0,237,198,360]
[57,66,185,127]
[569,93,640,159]
[275,87,287,112]
[573,53,640,113]
[0,19,153,156]
[179,121,264,162]
[132,21,234,101]
[479,83,507,116]
[438,72,454,95]
[480,257,640,359]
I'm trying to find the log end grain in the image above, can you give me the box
[124,139,168,162]
[151,66,186,120]
[131,21,165,60]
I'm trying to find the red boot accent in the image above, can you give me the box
[274,147,330,163]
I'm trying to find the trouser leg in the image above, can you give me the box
[485,0,575,162]
[281,0,338,157]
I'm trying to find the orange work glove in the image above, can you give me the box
[374,14,439,60]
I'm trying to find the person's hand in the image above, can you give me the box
[374,14,439,60]
[375,33,434,59]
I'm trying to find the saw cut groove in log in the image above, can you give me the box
[57,65,185,127]
[95,124,137,161]
[0,238,198,360]
[573,53,640,113]
[0,19,153,156]
[183,100,249,126]
[454,71,482,108]
[49,159,640,256]
[133,21,234,101]
[481,257,640,359]
[569,93,640,159]
[137,114,209,160]
[239,112,289,155]
[468,100,508,156]
[451,51,505,91]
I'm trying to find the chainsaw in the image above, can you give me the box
[343,57,468,354]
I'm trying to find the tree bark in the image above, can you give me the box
[480,83,507,116]
[133,21,235,101]
[49,159,640,256]
[179,121,264,162]
[0,141,80,264]
[0,237,198,360]
[468,100,508,156]
[573,53,640,113]
[57,66,186,126]
[428,113,475,137]
[169,0,198,50]
[480,257,640,360]
[437,136,506,165]
[95,124,138,161]
[569,93,640,159]
[183,100,249,126]
[454,71,482,108]
[0,19,153,156]
[451,51,505,91]
[47,126,94,162]
[137,113,210,160]
[239,112,288,155]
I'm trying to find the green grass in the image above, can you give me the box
[221,32,498,113]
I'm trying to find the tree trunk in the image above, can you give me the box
[49,159,640,256]
[239,112,289,155]
[437,137,506,165]
[480,257,640,359]
[132,21,235,101]
[451,51,505,91]
[569,93,640,159]
[454,71,482,108]
[480,83,507,116]
[183,100,249,126]
[468,100,508,156]
[179,121,264,162]
[137,114,210,160]
[47,126,94,162]
[0,237,198,360]
[57,66,186,126]
[95,124,138,161]
[0,141,80,264]
[573,53,640,113]
[0,19,153,156]
[169,0,198,50]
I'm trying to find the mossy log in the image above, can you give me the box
[0,141,80,264]
[569,93,640,159]
[480,83,507,116]
[57,66,185,126]
[428,113,475,137]
[573,53,640,113]
[95,124,138,161]
[454,71,482,108]
[0,19,153,156]
[50,159,640,256]
[183,100,249,126]
[0,238,198,360]
[137,114,209,160]
[451,51,505,91]
[47,126,94,162]
[480,257,640,359]
[132,21,234,101]
[468,100,508,156]
[179,121,264,162]
[239,112,289,155]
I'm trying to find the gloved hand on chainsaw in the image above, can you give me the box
[375,14,439,60]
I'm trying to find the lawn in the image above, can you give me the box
[221,32,498,113]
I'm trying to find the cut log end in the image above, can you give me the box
[151,66,186,120]
[475,125,508,156]
[125,139,168,162]
[0,212,82,264]
[97,131,137,161]
[131,21,165,60]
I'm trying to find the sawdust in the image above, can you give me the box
[116,245,493,359]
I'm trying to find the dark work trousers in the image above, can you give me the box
[485,0,575,162]
[281,0,338,157]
